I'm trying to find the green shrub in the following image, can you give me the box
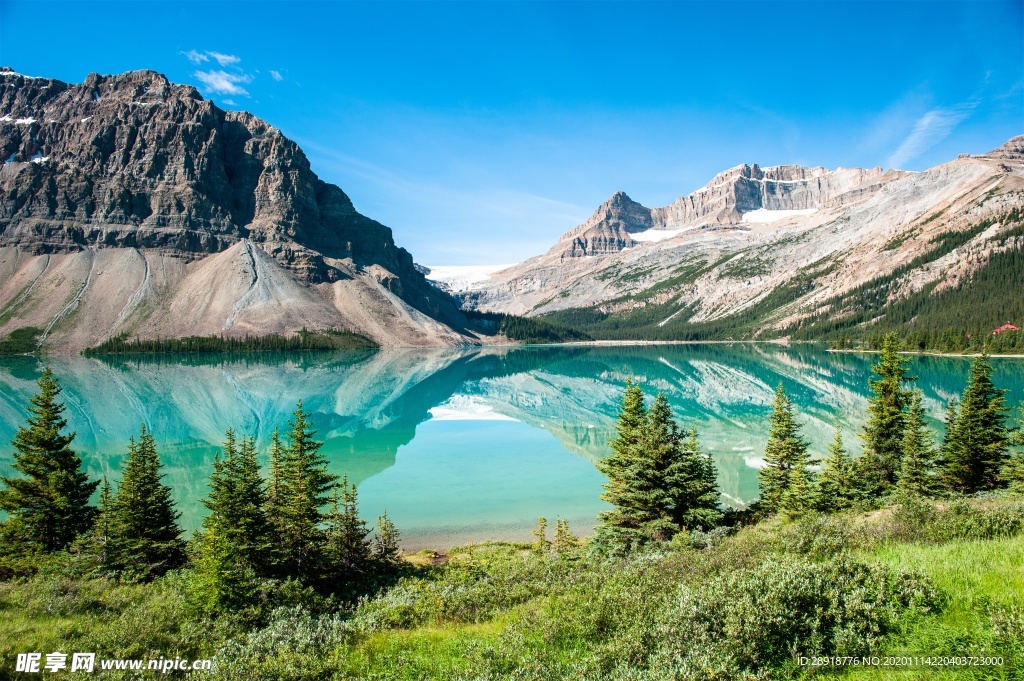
[650,556,938,679]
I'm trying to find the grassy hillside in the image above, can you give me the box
[2,496,1022,679]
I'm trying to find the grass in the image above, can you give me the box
[2,498,1023,679]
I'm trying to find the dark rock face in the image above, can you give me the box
[0,68,450,317]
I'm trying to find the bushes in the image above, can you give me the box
[651,556,937,679]
[891,496,1024,543]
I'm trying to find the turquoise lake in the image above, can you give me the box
[1,345,1022,549]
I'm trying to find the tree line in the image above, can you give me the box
[83,327,376,355]
[0,371,399,612]
[591,333,1024,553]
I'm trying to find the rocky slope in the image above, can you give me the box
[459,138,1024,336]
[0,68,480,351]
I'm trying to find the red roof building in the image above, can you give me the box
[993,323,1020,336]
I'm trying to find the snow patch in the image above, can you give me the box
[15,117,36,125]
[429,396,517,421]
[0,115,11,122]
[30,153,49,164]
[423,264,513,292]
[81,116,92,123]
[628,227,694,242]
[741,208,817,223]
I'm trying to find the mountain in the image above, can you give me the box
[457,138,1024,341]
[0,68,482,351]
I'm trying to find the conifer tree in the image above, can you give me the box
[191,431,270,612]
[0,368,98,552]
[815,425,857,512]
[665,426,722,531]
[373,510,402,564]
[553,518,579,553]
[278,402,337,580]
[594,382,652,552]
[112,425,186,579]
[780,463,815,517]
[860,333,913,493]
[72,477,126,576]
[532,516,551,553]
[758,383,811,513]
[263,428,288,570]
[941,351,1011,493]
[897,390,938,498]
[323,476,372,584]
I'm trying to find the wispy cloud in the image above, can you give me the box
[181,50,209,64]
[193,70,253,96]
[270,70,283,82]
[182,50,241,67]
[887,102,977,168]
[221,98,237,106]
[207,51,240,67]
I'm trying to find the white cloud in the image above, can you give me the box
[193,70,253,96]
[270,70,283,82]
[208,51,241,67]
[887,102,977,169]
[221,98,237,106]
[181,50,209,64]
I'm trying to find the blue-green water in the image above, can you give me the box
[1,345,1022,549]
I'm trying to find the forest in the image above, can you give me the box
[0,334,1023,679]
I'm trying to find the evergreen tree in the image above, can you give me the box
[373,511,402,564]
[941,351,1011,493]
[191,431,271,613]
[758,383,811,513]
[593,382,653,552]
[0,368,98,553]
[112,425,186,579]
[665,426,722,531]
[779,462,815,517]
[860,333,913,493]
[532,516,551,553]
[897,390,938,498]
[278,402,337,580]
[263,428,288,570]
[815,425,857,512]
[323,476,372,585]
[553,518,579,553]
[72,477,126,576]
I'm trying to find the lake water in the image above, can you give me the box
[1,345,1022,549]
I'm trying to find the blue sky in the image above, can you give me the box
[1,1,1021,265]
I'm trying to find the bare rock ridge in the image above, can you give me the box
[0,67,478,350]
[459,136,1024,328]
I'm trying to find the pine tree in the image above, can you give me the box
[758,383,811,513]
[72,477,126,576]
[941,351,1011,493]
[815,425,857,513]
[112,425,186,579]
[191,430,271,613]
[780,463,815,517]
[278,402,337,580]
[263,428,288,571]
[553,518,579,553]
[0,368,98,553]
[860,333,913,494]
[373,510,402,564]
[324,476,372,586]
[897,390,938,498]
[665,426,722,531]
[593,381,653,552]
[532,516,551,553]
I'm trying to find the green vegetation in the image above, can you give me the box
[466,310,592,344]
[1,346,1023,679]
[83,328,376,355]
[0,326,42,354]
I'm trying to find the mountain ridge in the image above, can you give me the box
[0,68,483,351]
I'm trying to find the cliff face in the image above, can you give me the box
[0,68,477,350]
